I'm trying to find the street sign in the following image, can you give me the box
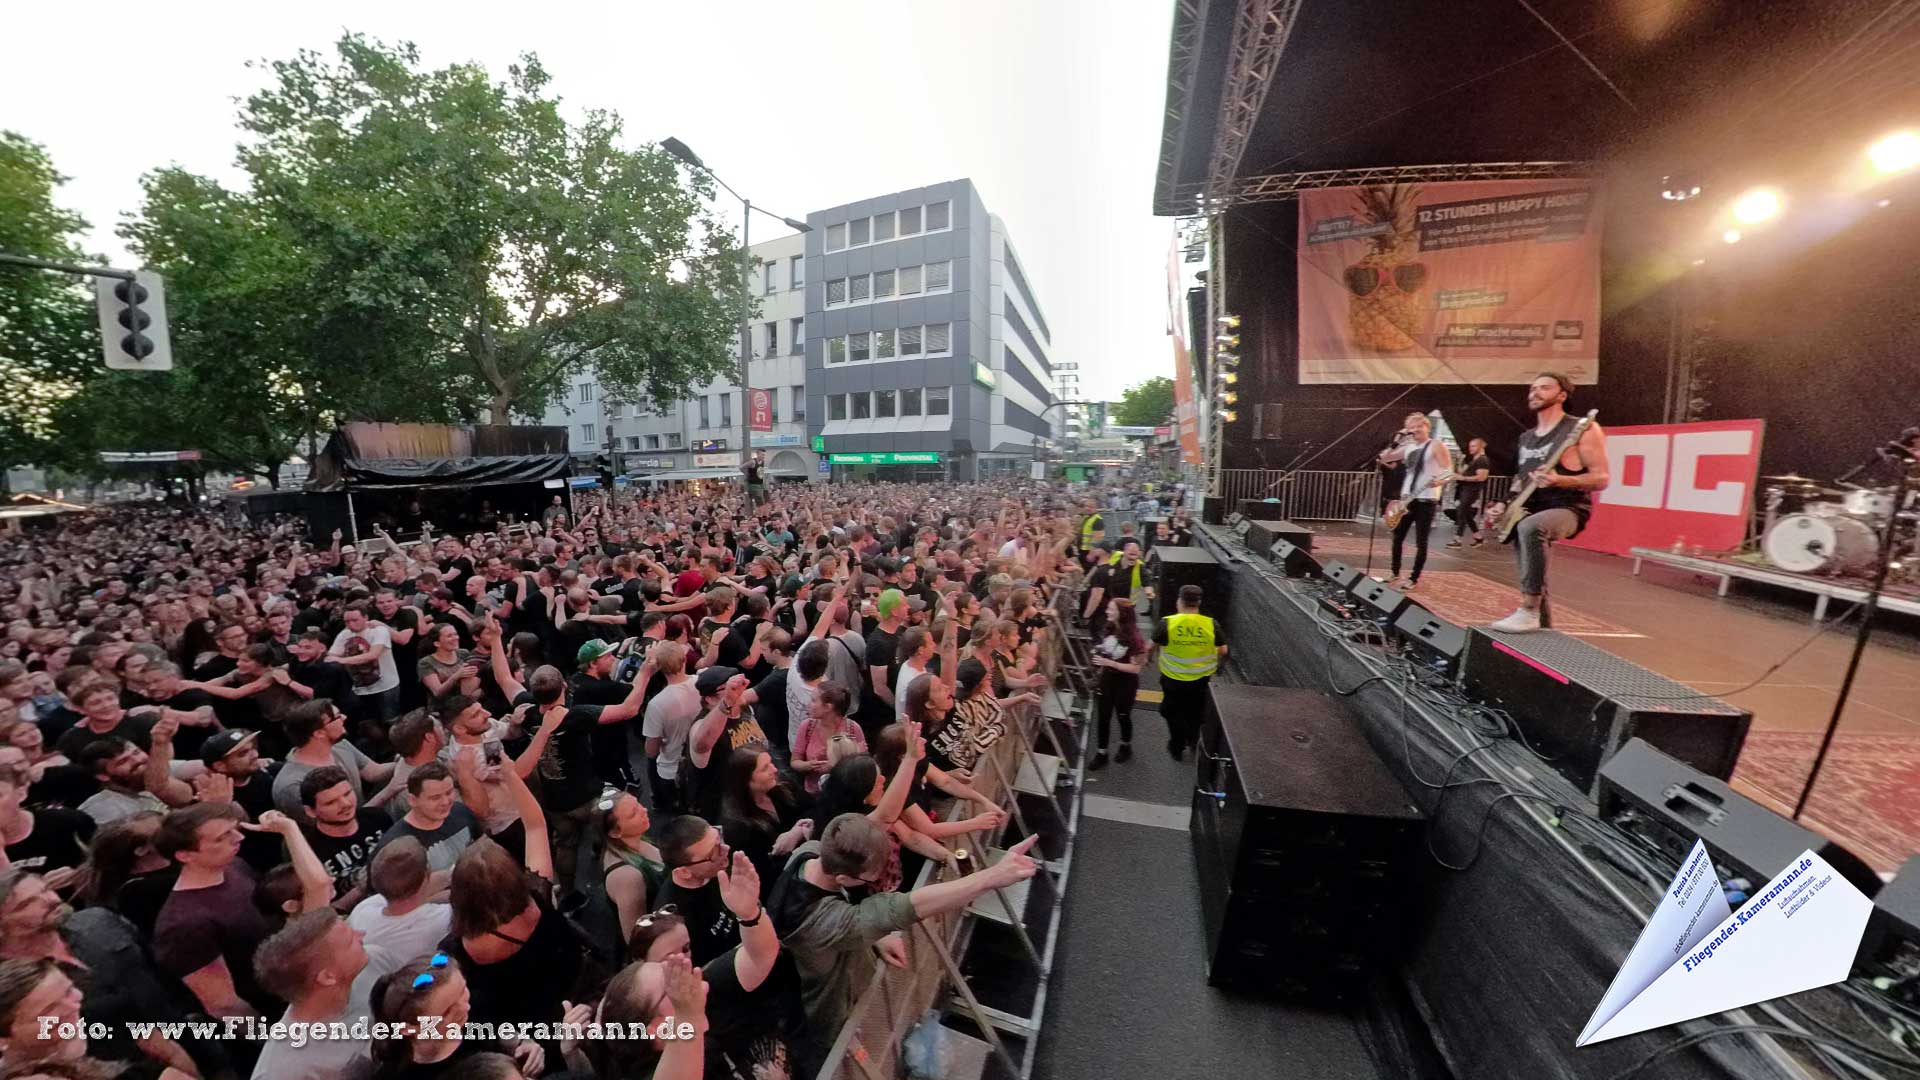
[818,459,832,474]
[810,436,826,452]
[972,361,997,388]
[95,269,171,371]
[828,452,942,465]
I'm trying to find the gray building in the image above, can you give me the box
[805,179,1055,481]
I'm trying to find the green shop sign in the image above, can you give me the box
[810,436,826,452]
[972,362,997,388]
[829,452,943,465]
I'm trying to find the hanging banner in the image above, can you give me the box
[748,389,773,432]
[1298,179,1602,385]
[1167,235,1202,464]
[1556,419,1764,558]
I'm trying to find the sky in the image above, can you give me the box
[4,0,1180,404]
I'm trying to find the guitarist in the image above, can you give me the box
[1490,373,1610,632]
[1377,412,1452,590]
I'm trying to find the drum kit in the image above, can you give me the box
[1758,473,1919,581]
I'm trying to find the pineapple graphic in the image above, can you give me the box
[1344,185,1427,352]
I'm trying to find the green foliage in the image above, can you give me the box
[1112,376,1175,428]
[0,132,97,474]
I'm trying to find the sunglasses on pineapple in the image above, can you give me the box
[1343,264,1429,297]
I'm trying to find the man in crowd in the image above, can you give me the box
[376,761,483,872]
[297,765,390,905]
[271,700,394,818]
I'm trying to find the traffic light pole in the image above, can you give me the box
[0,252,136,282]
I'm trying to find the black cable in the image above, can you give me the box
[1604,1023,1920,1080]
[1427,790,1560,872]
[1778,996,1920,1072]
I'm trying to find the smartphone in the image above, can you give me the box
[483,740,504,767]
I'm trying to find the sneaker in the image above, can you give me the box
[1445,539,1463,548]
[1489,608,1542,633]
[1088,750,1109,770]
[1405,578,1419,591]
[1115,743,1133,764]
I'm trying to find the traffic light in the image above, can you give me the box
[94,270,172,371]
[1087,401,1107,437]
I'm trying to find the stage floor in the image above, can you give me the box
[1304,523,1920,873]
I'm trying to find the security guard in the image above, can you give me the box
[1153,584,1227,760]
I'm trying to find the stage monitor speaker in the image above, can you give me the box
[1468,629,1753,798]
[1203,496,1227,525]
[1238,499,1292,522]
[1350,578,1411,625]
[1248,518,1313,550]
[1149,545,1224,621]
[1322,560,1365,594]
[1246,521,1278,557]
[1270,539,1321,579]
[1192,684,1423,999]
[1860,854,1920,967]
[1597,739,1883,908]
[1394,607,1467,679]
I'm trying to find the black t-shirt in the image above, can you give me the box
[156,688,219,759]
[700,949,813,1080]
[56,713,156,760]
[438,556,476,598]
[751,668,791,750]
[38,704,85,748]
[656,875,739,966]
[305,808,392,897]
[555,618,614,675]
[615,576,647,614]
[691,709,769,823]
[862,626,900,719]
[535,704,606,812]
[1459,453,1492,493]
[4,808,95,873]
[718,617,772,685]
[439,892,587,1066]
[571,672,633,784]
[289,659,358,714]
[385,607,423,691]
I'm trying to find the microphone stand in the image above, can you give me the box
[1792,447,1916,820]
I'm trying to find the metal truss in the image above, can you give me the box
[1164,160,1591,212]
[1152,0,1212,217]
[1203,0,1304,208]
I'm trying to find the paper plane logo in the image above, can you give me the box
[1578,839,1873,1045]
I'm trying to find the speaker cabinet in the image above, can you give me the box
[1149,545,1224,621]
[1394,607,1467,678]
[1351,578,1412,624]
[1269,539,1321,579]
[1322,560,1366,593]
[1246,521,1279,558]
[1238,499,1293,522]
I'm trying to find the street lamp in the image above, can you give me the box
[661,137,811,481]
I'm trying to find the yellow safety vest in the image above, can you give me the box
[1158,613,1218,682]
[1080,514,1106,546]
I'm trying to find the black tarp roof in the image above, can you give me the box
[305,423,571,492]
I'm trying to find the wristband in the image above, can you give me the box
[737,908,764,928]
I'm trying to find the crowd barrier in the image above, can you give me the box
[814,588,1086,1080]
[1204,468,1515,521]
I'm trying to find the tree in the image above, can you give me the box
[0,132,99,480]
[235,35,747,422]
[1112,376,1176,427]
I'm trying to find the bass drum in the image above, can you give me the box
[1763,513,1879,575]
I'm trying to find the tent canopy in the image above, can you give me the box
[306,423,571,492]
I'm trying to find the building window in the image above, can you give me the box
[698,397,710,428]
[577,383,594,404]
[900,325,923,356]
[927,200,951,230]
[720,393,732,426]
[763,262,776,295]
[792,384,806,419]
[790,318,804,353]
[580,423,596,444]
[899,265,922,295]
[874,328,895,359]
[764,321,778,357]
[767,392,779,424]
[849,274,870,303]
[826,223,846,251]
[789,255,804,289]
[927,386,951,415]
[828,394,848,421]
[849,217,870,246]
[849,331,870,363]
[900,205,922,235]
[874,389,896,418]
[927,260,951,291]
[626,435,642,450]
[873,211,895,242]
[872,269,895,300]
[827,337,847,365]
[666,432,682,448]
[927,323,951,353]
[826,278,846,307]
[901,387,923,416]
[850,391,871,419]
[646,434,661,450]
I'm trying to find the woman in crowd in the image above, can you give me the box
[716,746,811,895]
[1088,597,1148,770]
[370,953,544,1079]
[69,812,175,938]
[790,684,865,794]
[417,623,473,700]
[596,790,666,944]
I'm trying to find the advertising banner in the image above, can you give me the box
[1559,419,1763,558]
[1167,235,1202,464]
[749,389,773,432]
[1298,179,1602,384]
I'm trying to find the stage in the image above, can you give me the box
[1294,521,1920,874]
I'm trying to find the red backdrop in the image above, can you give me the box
[748,389,773,432]
[1561,419,1764,557]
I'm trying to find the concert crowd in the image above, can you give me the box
[0,478,1189,1080]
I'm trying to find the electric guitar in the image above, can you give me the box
[1382,471,1448,530]
[1495,409,1599,542]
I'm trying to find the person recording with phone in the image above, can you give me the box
[1377,412,1451,591]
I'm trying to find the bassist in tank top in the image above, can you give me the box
[1489,372,1610,633]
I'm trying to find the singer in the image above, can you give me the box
[1377,412,1452,590]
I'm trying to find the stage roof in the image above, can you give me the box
[1153,0,1920,215]
[306,423,572,492]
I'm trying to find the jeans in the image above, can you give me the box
[1390,499,1437,581]
[1515,507,1581,626]
[1455,487,1484,540]
[1095,672,1138,750]
[547,799,598,890]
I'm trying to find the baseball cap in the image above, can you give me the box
[576,639,617,666]
[695,665,740,696]
[779,574,808,597]
[199,729,261,766]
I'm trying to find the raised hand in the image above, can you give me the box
[715,850,761,918]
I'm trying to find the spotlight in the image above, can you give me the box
[1691,258,1707,266]
[1220,371,1238,385]
[1730,188,1782,225]
[1217,352,1240,368]
[1220,409,1238,423]
[1869,131,1920,175]
[1660,175,1702,201]
[1219,391,1238,406]
[1879,199,1893,208]
[1216,314,1241,328]
[1215,332,1240,347]
[1722,229,1742,244]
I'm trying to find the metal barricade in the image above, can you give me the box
[1205,468,1515,521]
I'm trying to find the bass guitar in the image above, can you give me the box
[1495,409,1598,542]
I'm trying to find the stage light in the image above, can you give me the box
[1221,409,1238,423]
[1217,314,1241,328]
[1691,258,1707,266]
[1880,199,1893,208]
[1217,352,1240,368]
[1215,332,1240,347]
[1660,175,1702,201]
[1219,391,1238,406]
[1722,229,1742,244]
[1730,188,1782,226]
[1220,371,1238,385]
[1869,131,1920,175]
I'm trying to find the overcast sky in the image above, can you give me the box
[6,0,1178,404]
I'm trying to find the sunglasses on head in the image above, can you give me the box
[633,903,679,930]
[411,952,451,990]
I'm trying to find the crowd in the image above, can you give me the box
[0,477,1193,1080]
